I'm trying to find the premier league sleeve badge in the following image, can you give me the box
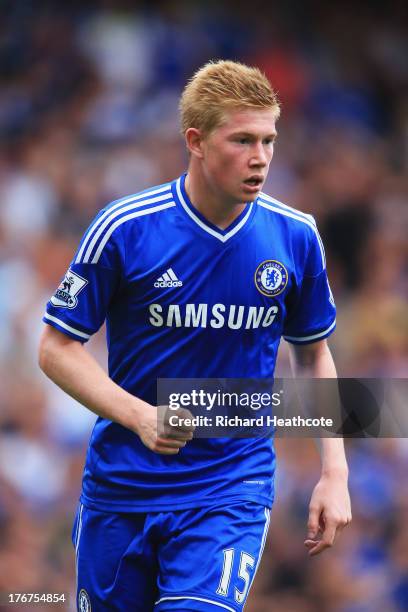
[51,268,88,308]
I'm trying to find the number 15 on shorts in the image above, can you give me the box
[217,549,256,604]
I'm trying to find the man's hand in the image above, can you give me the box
[304,471,352,556]
[135,405,195,455]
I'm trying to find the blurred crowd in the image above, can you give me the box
[0,1,407,610]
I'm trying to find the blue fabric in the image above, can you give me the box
[44,175,335,512]
[73,501,270,612]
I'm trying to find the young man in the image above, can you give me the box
[39,60,351,611]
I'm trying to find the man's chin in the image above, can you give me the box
[225,186,260,206]
[240,189,260,202]
[246,192,259,201]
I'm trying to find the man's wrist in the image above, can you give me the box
[130,397,157,434]
[320,465,349,480]
[116,394,147,432]
[319,438,348,479]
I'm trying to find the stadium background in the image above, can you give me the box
[0,1,407,610]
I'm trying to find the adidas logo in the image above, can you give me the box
[154,268,183,288]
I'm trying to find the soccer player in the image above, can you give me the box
[39,60,351,611]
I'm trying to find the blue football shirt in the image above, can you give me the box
[43,174,336,511]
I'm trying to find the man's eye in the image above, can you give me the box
[238,138,249,144]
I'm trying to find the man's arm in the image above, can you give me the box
[38,325,193,455]
[289,339,352,556]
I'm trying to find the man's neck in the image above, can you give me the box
[184,172,247,230]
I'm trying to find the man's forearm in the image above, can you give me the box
[38,326,147,432]
[38,326,193,455]
[289,340,348,473]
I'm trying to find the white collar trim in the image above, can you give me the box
[176,177,253,243]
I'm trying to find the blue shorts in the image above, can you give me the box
[73,501,271,611]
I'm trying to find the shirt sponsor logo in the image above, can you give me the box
[50,269,88,309]
[255,260,288,297]
[149,303,278,330]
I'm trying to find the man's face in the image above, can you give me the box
[200,107,278,204]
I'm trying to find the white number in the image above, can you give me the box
[216,548,234,596]
[217,548,256,603]
[235,552,256,603]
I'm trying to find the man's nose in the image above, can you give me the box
[249,143,268,166]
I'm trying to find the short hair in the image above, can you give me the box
[179,60,280,136]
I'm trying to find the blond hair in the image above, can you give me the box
[179,60,280,136]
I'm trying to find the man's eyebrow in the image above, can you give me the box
[231,131,278,138]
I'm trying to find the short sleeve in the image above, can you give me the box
[43,216,122,343]
[283,224,336,344]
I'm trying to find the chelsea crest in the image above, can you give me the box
[78,589,91,612]
[255,260,288,297]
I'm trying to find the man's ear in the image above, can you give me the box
[185,128,205,159]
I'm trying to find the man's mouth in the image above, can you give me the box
[244,176,263,187]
